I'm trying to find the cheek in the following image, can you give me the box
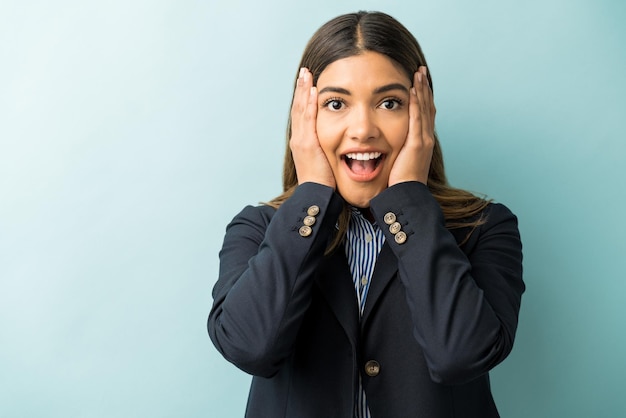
[385,118,410,154]
[316,116,340,157]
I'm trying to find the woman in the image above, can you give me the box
[208,11,524,418]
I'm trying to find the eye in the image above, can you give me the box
[322,98,345,111]
[379,98,403,110]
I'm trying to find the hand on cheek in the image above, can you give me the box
[289,68,336,189]
[388,66,436,186]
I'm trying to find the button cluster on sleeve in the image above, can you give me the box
[384,211,407,244]
[299,205,320,237]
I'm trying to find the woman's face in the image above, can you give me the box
[315,51,411,208]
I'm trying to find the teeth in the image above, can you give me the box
[345,152,382,161]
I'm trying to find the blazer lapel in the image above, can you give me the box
[361,243,398,328]
[315,247,359,347]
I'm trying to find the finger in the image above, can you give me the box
[306,84,318,125]
[292,67,310,117]
[303,69,315,117]
[408,71,421,145]
[408,69,426,148]
[420,66,436,128]
[299,69,317,139]
[415,67,434,141]
[291,69,318,152]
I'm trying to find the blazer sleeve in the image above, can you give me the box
[369,181,525,385]
[208,182,344,377]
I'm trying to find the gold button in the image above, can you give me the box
[303,215,316,226]
[307,205,320,216]
[364,360,380,377]
[365,233,372,243]
[389,221,401,235]
[361,276,368,286]
[383,212,396,225]
[394,231,407,244]
[299,225,312,237]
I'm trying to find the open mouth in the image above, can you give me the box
[343,152,383,177]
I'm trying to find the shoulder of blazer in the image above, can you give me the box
[226,204,276,234]
[450,202,519,254]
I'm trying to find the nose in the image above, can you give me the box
[345,105,379,142]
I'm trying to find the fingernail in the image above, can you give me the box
[422,66,428,76]
[417,72,423,83]
[411,87,416,95]
[299,67,306,79]
[310,86,316,96]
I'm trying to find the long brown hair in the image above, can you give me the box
[267,11,489,249]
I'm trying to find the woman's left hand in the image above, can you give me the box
[388,66,436,186]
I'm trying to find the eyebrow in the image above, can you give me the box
[318,83,409,95]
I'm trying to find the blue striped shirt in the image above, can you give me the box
[345,208,386,418]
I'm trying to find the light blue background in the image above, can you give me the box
[1,0,625,417]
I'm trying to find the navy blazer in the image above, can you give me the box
[209,181,524,418]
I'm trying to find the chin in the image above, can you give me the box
[345,199,370,209]
[340,190,383,209]
[336,177,388,208]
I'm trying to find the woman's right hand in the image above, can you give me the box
[289,68,336,189]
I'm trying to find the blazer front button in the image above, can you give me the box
[364,360,380,377]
